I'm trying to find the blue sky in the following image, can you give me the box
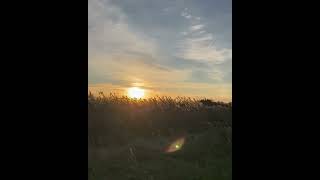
[88,0,232,101]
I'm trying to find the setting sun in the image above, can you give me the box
[128,87,145,99]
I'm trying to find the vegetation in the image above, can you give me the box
[88,92,232,180]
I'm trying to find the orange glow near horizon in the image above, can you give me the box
[88,84,232,102]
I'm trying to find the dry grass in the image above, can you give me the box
[88,92,232,180]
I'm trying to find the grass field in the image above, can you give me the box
[88,93,232,180]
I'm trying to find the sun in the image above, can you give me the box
[128,87,145,99]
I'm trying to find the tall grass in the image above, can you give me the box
[88,92,232,180]
[88,92,231,146]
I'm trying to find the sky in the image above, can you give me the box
[88,0,232,101]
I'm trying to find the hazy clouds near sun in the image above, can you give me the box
[88,0,232,101]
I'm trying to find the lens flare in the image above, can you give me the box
[165,137,185,153]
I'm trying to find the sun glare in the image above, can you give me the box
[128,87,145,99]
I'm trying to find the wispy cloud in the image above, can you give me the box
[175,7,232,91]
[190,24,205,31]
[181,11,192,19]
[88,0,157,59]
[176,9,232,64]
[88,0,232,100]
[180,7,201,21]
[89,0,177,86]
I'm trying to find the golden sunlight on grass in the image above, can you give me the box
[127,87,145,99]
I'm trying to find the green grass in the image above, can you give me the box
[88,93,231,180]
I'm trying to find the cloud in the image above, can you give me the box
[89,0,176,86]
[88,0,157,59]
[190,24,205,31]
[88,0,232,100]
[181,9,192,19]
[176,35,231,63]
[198,30,206,34]
[182,13,192,19]
[181,9,191,19]
[180,31,188,36]
[181,8,202,22]
[176,10,232,64]
[187,69,224,83]
[89,50,191,91]
[175,7,232,89]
